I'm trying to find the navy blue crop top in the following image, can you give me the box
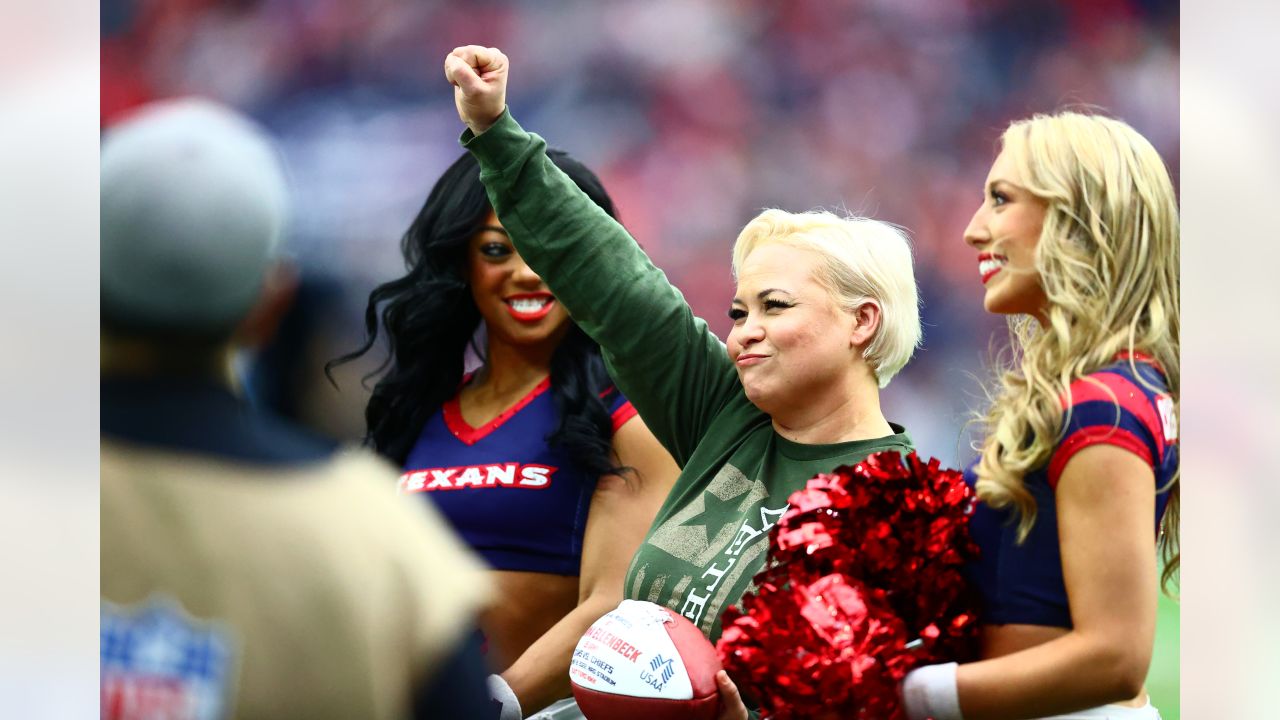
[965,356,1178,628]
[399,377,637,576]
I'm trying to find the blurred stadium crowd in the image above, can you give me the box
[101,0,1178,469]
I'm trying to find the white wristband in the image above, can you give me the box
[487,673,523,720]
[902,662,963,720]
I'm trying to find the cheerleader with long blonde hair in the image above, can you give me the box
[896,111,1180,720]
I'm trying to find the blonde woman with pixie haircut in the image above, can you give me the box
[732,209,922,391]
[445,45,920,718]
[897,112,1180,720]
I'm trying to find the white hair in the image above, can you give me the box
[731,208,921,387]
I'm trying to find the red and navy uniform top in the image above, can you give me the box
[965,354,1178,628]
[400,377,637,576]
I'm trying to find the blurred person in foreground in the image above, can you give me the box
[331,148,680,719]
[100,98,493,720]
[445,46,921,716]
[718,112,1181,718]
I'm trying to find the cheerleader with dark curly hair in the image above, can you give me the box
[334,150,679,719]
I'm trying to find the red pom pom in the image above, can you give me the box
[716,451,981,719]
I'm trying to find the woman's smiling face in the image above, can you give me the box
[963,148,1050,320]
[468,211,571,351]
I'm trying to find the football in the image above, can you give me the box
[570,600,723,720]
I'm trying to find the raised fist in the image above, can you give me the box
[444,45,509,135]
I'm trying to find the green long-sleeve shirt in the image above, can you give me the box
[464,110,912,642]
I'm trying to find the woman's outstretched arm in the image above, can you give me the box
[445,45,745,464]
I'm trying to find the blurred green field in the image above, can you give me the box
[1146,590,1180,719]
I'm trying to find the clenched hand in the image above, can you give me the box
[444,45,509,135]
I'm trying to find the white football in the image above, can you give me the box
[570,600,722,720]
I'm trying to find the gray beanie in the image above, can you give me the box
[101,98,289,333]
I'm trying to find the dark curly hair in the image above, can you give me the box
[331,150,627,479]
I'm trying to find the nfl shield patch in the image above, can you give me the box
[101,596,237,720]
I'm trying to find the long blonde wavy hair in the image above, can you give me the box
[973,111,1180,590]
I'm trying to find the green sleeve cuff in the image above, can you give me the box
[459,108,540,178]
